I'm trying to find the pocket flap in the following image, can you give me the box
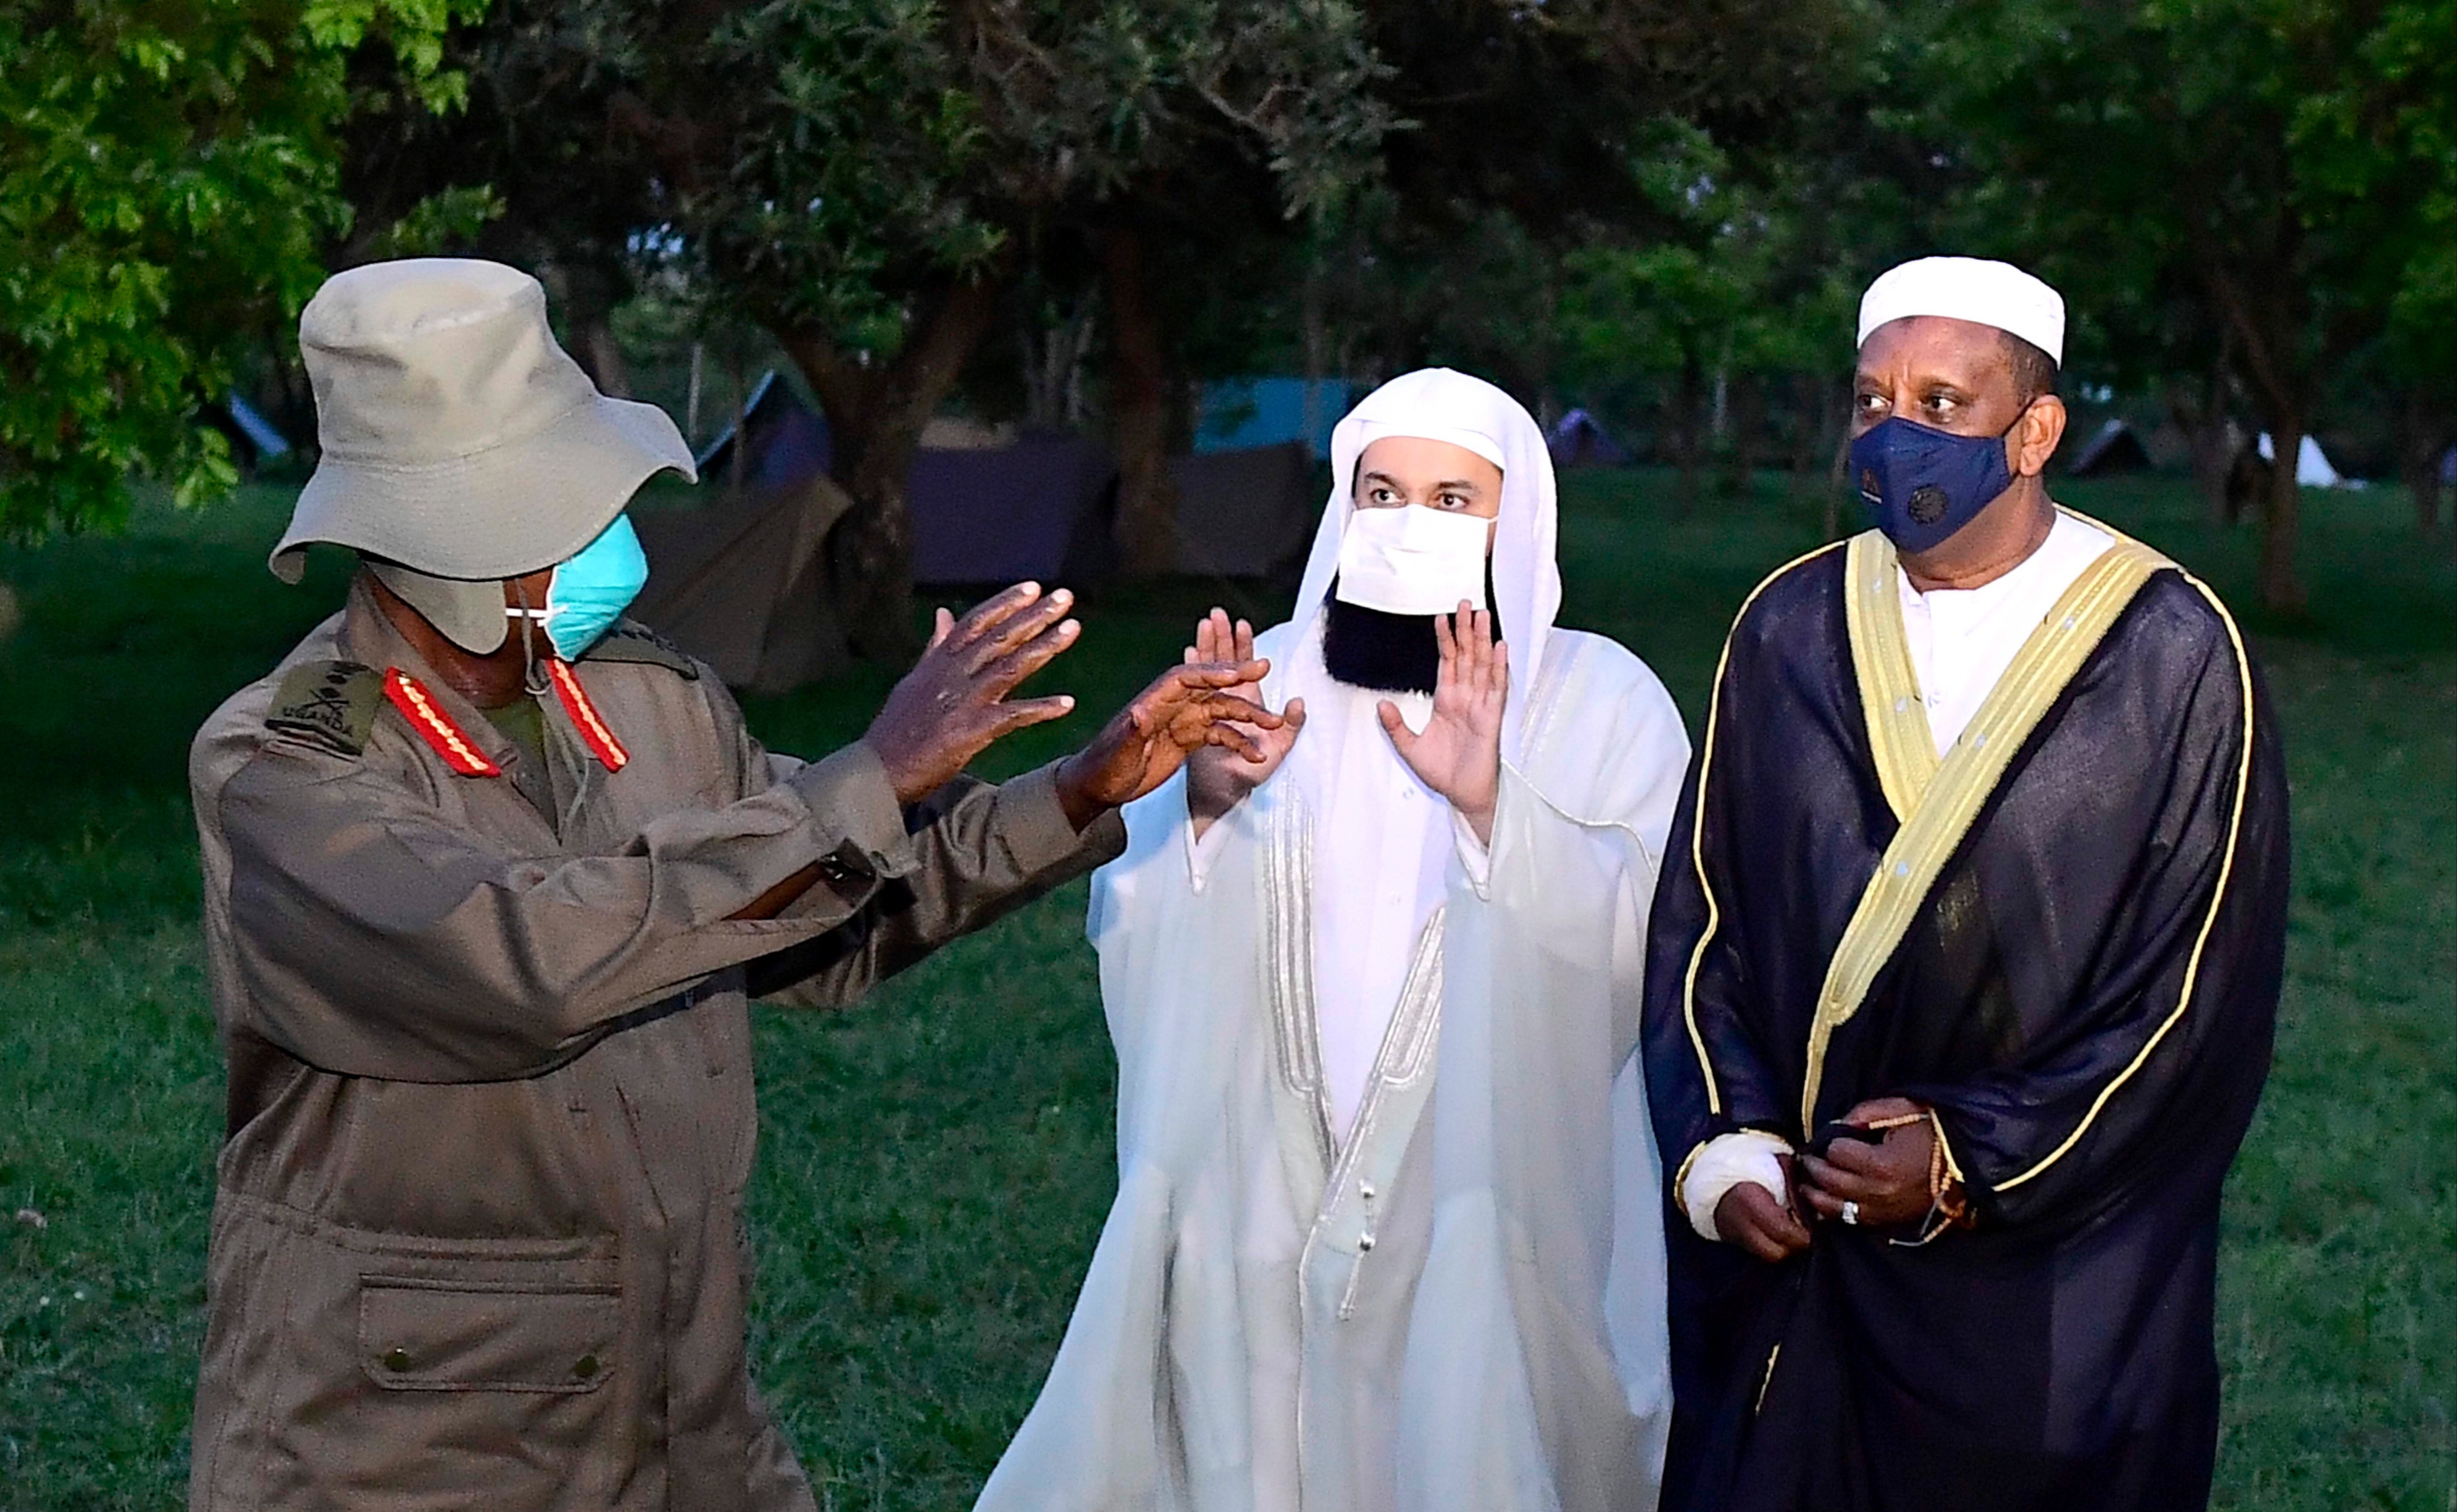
[359,1276,618,1393]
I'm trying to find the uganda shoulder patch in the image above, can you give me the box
[587,621,701,680]
[266,660,383,757]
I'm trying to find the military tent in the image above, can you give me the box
[2257,432,2355,487]
[1548,408,1632,468]
[1167,442,1317,579]
[1195,377,1349,458]
[2069,418,2152,477]
[209,394,296,474]
[631,377,853,692]
[906,434,1119,586]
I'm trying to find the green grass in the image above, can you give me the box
[1,472,2449,1509]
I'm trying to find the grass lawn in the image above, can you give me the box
[1,469,2449,1509]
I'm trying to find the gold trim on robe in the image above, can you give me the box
[1799,524,2170,1132]
[1681,540,1849,1118]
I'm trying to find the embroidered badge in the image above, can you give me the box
[383,669,502,777]
[546,658,629,772]
[266,660,380,757]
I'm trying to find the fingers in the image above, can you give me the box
[1143,679,1284,734]
[1377,698,1414,754]
[989,695,1077,737]
[1192,606,1228,666]
[1794,1153,1865,1202]
[1281,696,1306,734]
[1718,1184,1811,1261]
[1817,1136,1890,1178]
[1191,692,1280,729]
[950,581,1045,649]
[970,587,1075,672]
[1235,618,1255,664]
[1204,722,1267,762]
[1170,658,1272,693]
[930,606,955,649]
[1795,1179,1851,1221]
[982,615,1083,693]
[1796,1152,1895,1207]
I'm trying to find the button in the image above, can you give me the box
[1359,1179,1376,1200]
[1358,1231,1376,1252]
[572,1354,601,1381]
[383,1347,411,1373]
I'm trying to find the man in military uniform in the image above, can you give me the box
[186,258,1279,1512]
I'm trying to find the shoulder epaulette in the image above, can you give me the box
[586,621,700,680]
[265,660,383,757]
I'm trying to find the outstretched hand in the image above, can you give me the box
[863,582,1083,804]
[1055,659,1283,830]
[1182,608,1306,835]
[1379,601,1507,845]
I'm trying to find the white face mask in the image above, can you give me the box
[1332,504,1490,616]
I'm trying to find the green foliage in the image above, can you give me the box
[1881,0,2440,404]
[516,0,1392,359]
[0,0,480,540]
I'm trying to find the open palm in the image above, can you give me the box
[1380,602,1507,843]
[1183,607,1306,831]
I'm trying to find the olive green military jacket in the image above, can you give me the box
[186,579,1123,1512]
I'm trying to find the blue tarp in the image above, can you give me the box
[1195,377,1349,458]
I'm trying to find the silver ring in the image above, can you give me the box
[1840,1200,1861,1227]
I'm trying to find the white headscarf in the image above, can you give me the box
[1272,367,1562,762]
[1262,368,1562,1136]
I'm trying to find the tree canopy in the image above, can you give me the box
[0,0,482,538]
[4,0,2443,632]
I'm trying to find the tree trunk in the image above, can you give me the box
[0,580,19,646]
[775,270,1008,663]
[1720,374,1764,498]
[2199,256,2311,611]
[2168,353,2236,527]
[2402,439,2446,538]
[555,260,634,399]
[2394,390,2452,537]
[1669,352,1704,514]
[1786,371,1824,481]
[2257,418,2309,614]
[1823,433,1850,541]
[1104,223,1178,578]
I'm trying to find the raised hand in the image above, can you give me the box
[1056,658,1284,829]
[862,582,1084,803]
[1378,601,1507,845]
[1181,607,1307,834]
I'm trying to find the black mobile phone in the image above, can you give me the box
[1804,1120,1887,1160]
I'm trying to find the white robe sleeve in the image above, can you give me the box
[1398,635,1690,1512]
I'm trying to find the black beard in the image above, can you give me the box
[1320,572,1500,696]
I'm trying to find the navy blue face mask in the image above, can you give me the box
[1850,409,2030,553]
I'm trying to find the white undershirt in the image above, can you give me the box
[1678,509,2114,1238]
[1896,511,2114,755]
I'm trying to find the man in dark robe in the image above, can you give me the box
[1640,256,2290,1512]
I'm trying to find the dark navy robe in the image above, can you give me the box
[1640,538,2289,1512]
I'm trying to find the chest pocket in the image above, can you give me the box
[359,1276,617,1392]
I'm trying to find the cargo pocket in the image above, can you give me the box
[359,1276,618,1393]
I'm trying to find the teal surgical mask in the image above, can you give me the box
[509,514,649,662]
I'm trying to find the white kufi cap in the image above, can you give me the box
[1857,256,2065,365]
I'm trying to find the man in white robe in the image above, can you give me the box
[978,369,1693,1512]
